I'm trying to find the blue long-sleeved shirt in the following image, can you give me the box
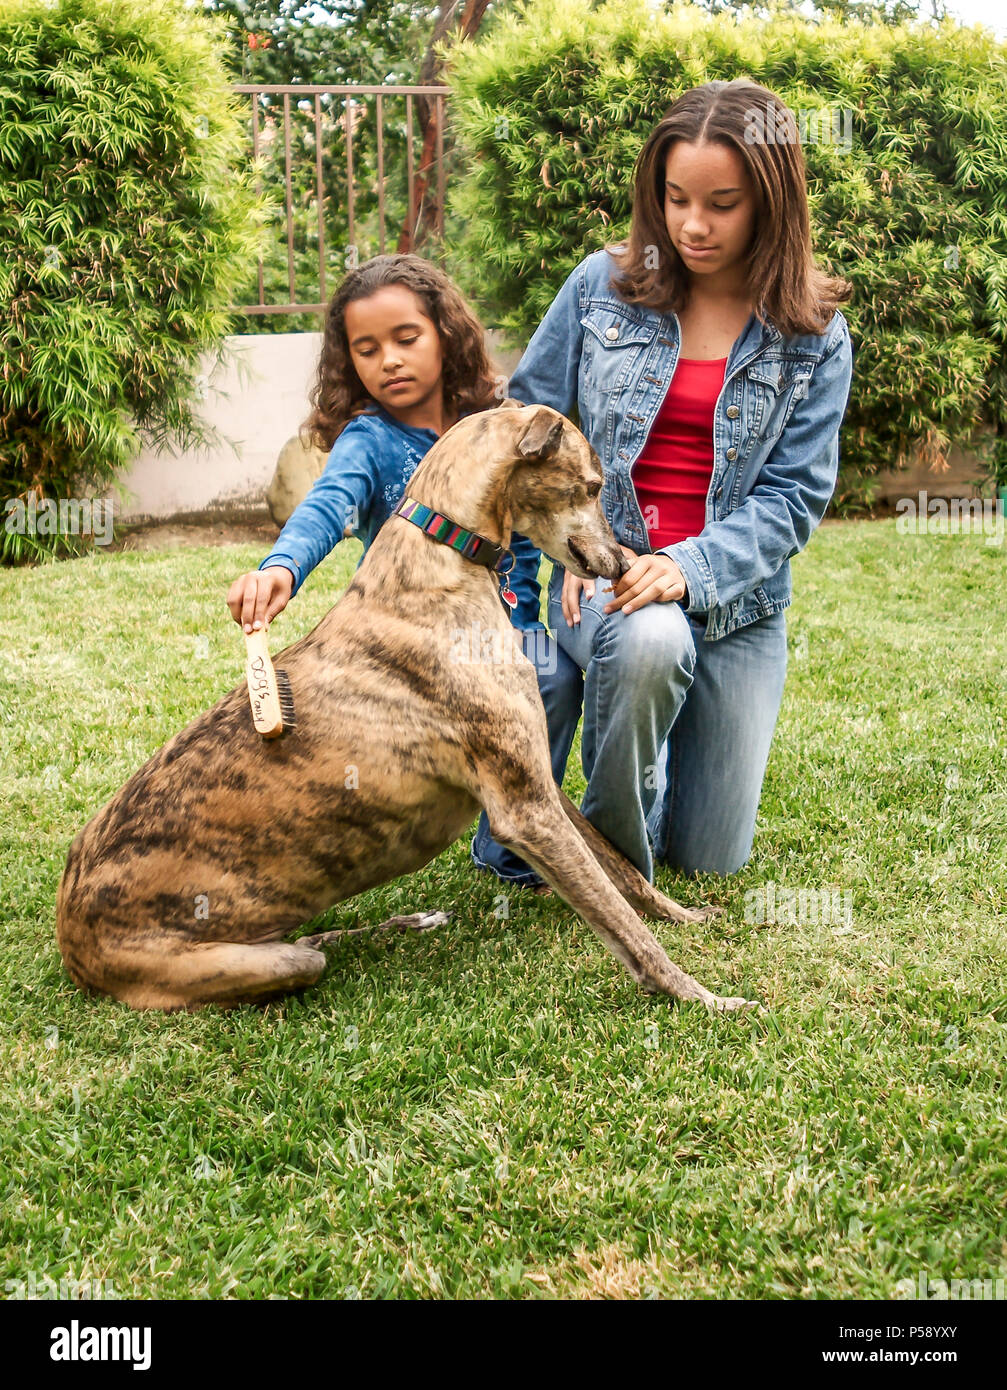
[258,402,544,630]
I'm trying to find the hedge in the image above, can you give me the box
[442,0,1007,510]
[0,0,267,561]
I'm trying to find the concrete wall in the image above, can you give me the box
[108,330,523,524]
[873,443,995,504]
[107,330,992,523]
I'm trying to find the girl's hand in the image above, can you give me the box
[603,549,687,615]
[226,566,294,633]
[561,569,595,627]
[561,545,641,624]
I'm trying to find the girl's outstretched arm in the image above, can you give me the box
[258,419,379,597]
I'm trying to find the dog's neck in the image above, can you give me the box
[404,449,516,553]
[350,444,521,612]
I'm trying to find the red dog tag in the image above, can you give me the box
[500,586,518,609]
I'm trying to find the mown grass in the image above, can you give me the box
[1,520,1005,1299]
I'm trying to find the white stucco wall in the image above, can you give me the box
[107,330,523,524]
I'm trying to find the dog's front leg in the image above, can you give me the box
[480,781,753,1012]
[556,789,719,925]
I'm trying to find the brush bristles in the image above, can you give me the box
[275,669,296,728]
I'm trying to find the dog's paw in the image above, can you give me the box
[659,901,722,924]
[413,911,450,932]
[706,993,761,1013]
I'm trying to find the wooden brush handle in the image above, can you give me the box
[244,627,283,738]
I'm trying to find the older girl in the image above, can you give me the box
[507,79,854,880]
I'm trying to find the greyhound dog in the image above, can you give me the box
[56,402,752,1013]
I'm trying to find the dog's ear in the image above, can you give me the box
[496,396,526,410]
[517,408,564,462]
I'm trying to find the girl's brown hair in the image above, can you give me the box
[301,253,499,452]
[608,79,851,337]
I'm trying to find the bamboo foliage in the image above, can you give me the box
[442,0,1007,509]
[0,0,269,561]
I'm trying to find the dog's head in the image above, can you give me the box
[491,401,629,582]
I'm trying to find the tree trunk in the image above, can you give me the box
[398,0,493,253]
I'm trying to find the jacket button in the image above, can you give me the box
[726,447,737,461]
[605,326,619,341]
[726,405,740,419]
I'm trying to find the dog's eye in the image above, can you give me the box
[586,481,602,498]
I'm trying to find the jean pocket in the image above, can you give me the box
[580,308,656,394]
[743,359,813,441]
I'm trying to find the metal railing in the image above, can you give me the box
[230,83,451,319]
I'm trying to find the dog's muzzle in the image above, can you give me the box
[568,536,628,581]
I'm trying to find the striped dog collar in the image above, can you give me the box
[393,495,510,572]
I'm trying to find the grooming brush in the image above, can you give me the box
[243,625,296,738]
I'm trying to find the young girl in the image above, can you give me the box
[504,79,854,882]
[226,254,583,889]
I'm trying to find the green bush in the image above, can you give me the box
[0,0,268,562]
[443,0,1007,511]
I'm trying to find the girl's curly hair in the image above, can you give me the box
[300,253,500,453]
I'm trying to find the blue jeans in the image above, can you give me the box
[470,627,585,887]
[546,563,789,881]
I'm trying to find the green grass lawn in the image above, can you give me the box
[1,520,1005,1299]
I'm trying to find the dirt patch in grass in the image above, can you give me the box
[524,1242,678,1299]
[109,520,280,553]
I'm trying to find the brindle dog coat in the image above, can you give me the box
[56,403,752,1012]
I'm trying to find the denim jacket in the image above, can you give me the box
[507,247,854,640]
[258,402,544,631]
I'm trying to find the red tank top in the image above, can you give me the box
[631,356,726,549]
